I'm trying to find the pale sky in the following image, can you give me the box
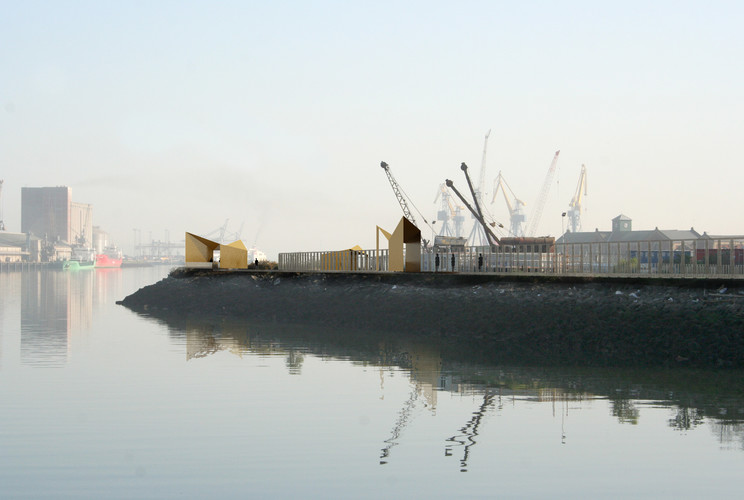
[2,1,743,258]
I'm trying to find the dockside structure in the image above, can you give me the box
[279,234,744,278]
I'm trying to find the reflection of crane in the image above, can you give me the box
[567,164,587,233]
[445,391,497,472]
[492,171,526,237]
[433,184,465,237]
[380,161,430,248]
[0,179,5,231]
[525,150,560,237]
[379,385,419,465]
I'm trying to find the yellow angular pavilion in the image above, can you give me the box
[185,232,248,269]
[376,217,421,272]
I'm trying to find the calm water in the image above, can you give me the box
[1,268,744,499]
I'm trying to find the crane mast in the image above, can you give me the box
[0,179,5,231]
[467,130,491,247]
[447,161,501,249]
[567,164,588,233]
[492,171,526,237]
[525,150,560,237]
[380,161,430,249]
[445,179,500,250]
[380,161,416,226]
[477,129,491,202]
[434,184,464,237]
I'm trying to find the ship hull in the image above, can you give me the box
[96,254,123,268]
[62,260,96,270]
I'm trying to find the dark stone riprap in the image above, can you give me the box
[118,269,744,368]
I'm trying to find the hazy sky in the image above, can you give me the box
[2,1,743,258]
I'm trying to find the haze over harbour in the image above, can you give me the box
[2,1,743,260]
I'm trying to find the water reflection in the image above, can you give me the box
[20,270,94,365]
[445,391,497,472]
[144,312,744,460]
[16,269,121,366]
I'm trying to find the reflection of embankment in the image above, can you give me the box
[119,270,744,369]
[142,313,744,450]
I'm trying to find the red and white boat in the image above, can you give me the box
[95,246,123,268]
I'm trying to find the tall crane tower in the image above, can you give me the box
[380,161,416,224]
[567,164,588,233]
[433,184,465,237]
[525,150,560,237]
[476,129,491,200]
[0,179,5,231]
[380,161,429,248]
[446,163,501,250]
[492,171,526,237]
[468,130,491,247]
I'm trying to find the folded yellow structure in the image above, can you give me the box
[185,232,248,269]
[320,245,365,271]
[220,239,249,269]
[376,217,421,272]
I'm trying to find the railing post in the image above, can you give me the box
[731,239,735,276]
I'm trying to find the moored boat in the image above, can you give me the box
[59,245,97,270]
[96,246,123,268]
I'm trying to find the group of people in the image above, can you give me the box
[434,253,483,272]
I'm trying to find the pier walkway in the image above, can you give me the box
[278,236,744,280]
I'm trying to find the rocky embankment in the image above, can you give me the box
[118,269,744,368]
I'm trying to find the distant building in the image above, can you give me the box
[0,232,42,262]
[93,226,113,254]
[611,214,632,233]
[21,186,92,247]
[557,214,701,246]
[556,215,744,272]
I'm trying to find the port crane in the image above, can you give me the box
[433,184,465,237]
[380,161,430,248]
[0,179,5,231]
[445,162,501,250]
[566,164,587,233]
[525,150,560,237]
[206,219,230,243]
[466,130,492,247]
[492,171,526,237]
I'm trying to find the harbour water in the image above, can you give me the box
[1,268,744,498]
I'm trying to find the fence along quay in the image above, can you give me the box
[279,236,744,278]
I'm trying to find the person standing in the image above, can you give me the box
[451,253,455,272]
[435,253,440,272]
